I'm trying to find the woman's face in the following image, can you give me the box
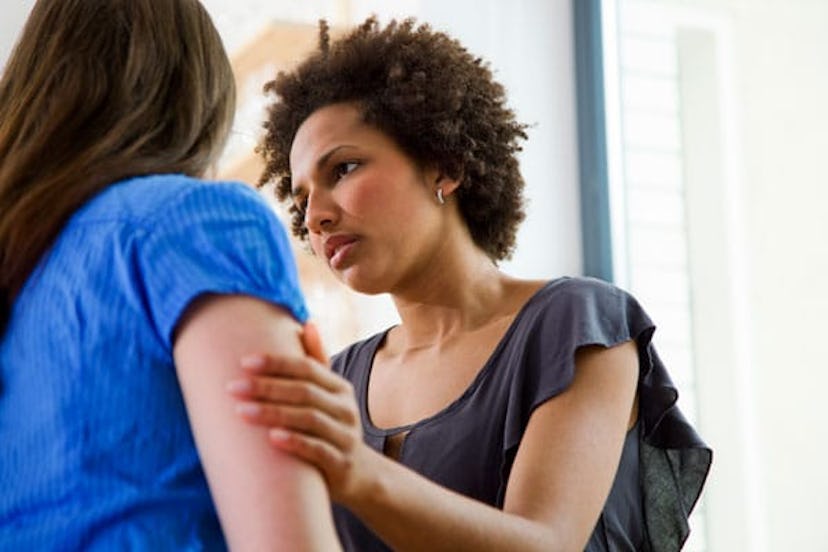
[289,102,446,294]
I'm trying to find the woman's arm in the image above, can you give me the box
[173,294,341,551]
[231,339,639,551]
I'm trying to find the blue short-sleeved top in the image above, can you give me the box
[0,174,307,550]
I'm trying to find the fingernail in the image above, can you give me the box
[269,428,290,441]
[240,355,265,371]
[235,403,261,416]
[226,379,252,393]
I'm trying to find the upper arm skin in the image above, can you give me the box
[503,340,639,551]
[173,294,341,551]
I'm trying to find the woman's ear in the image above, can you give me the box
[423,163,462,202]
[435,172,462,197]
[427,163,463,199]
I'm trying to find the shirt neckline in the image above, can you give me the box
[358,278,565,437]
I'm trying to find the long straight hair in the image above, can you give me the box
[0,0,236,331]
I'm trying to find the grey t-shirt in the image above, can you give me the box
[331,277,711,551]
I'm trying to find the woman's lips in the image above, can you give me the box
[323,234,359,268]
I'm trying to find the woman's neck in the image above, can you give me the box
[386,248,536,355]
[380,208,545,355]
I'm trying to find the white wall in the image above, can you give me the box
[684,3,828,549]
[728,3,828,550]
[0,0,34,69]
[611,1,828,550]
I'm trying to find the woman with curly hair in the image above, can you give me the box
[230,17,711,551]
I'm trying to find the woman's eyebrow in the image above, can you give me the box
[315,144,358,171]
[291,145,360,197]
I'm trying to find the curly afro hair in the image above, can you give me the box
[258,16,528,261]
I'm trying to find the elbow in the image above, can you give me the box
[522,521,590,552]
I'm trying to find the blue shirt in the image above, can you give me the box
[0,174,307,550]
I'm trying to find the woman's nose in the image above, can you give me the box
[304,188,336,233]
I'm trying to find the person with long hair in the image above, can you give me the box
[229,17,712,551]
[0,1,340,549]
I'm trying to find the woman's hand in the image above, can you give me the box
[226,323,373,504]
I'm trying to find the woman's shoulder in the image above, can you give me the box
[533,275,630,303]
[86,174,262,224]
[506,276,653,353]
[517,276,638,321]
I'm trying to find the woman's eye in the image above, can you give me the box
[333,161,359,180]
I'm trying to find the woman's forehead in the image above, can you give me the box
[290,104,391,165]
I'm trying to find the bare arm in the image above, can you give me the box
[233,339,639,551]
[173,294,341,551]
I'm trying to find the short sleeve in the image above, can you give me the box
[510,277,654,417]
[132,181,307,350]
[509,277,711,552]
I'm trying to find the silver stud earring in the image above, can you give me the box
[436,187,445,205]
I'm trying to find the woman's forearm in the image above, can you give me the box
[347,448,561,552]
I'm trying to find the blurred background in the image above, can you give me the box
[3,1,826,550]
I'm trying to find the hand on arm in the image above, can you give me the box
[173,296,341,551]
[229,336,639,552]
[228,323,376,504]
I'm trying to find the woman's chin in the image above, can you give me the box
[335,268,389,296]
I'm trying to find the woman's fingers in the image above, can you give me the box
[267,428,349,487]
[239,354,343,393]
[231,377,356,425]
[237,402,356,452]
[301,322,329,364]
[228,372,356,422]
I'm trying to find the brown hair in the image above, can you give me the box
[0,0,236,330]
[259,17,527,261]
